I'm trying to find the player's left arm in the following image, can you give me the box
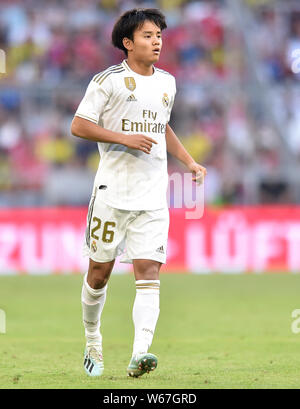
[165,123,207,184]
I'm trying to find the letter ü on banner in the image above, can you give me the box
[0,309,6,333]
[0,49,6,74]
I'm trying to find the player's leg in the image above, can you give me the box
[132,259,161,355]
[127,259,162,377]
[81,258,115,376]
[81,188,128,376]
[124,207,169,377]
[82,258,115,346]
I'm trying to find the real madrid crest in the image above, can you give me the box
[124,77,136,91]
[91,240,97,253]
[162,93,169,107]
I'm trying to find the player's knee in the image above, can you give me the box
[89,275,108,289]
[88,259,114,289]
[135,261,161,280]
[143,269,159,280]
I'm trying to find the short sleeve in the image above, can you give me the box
[75,76,112,124]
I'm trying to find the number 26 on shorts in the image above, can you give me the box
[91,217,116,243]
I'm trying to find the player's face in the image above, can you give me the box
[129,20,162,64]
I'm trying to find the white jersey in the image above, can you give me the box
[75,59,176,211]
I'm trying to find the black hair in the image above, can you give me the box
[112,8,167,56]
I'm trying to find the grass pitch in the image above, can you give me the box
[1,273,300,389]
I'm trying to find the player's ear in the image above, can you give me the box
[123,37,133,53]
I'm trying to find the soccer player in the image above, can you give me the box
[71,8,206,378]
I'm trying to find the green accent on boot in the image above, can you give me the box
[127,353,157,378]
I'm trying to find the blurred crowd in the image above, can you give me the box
[0,0,299,206]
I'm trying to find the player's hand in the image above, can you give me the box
[187,162,207,185]
[123,134,158,154]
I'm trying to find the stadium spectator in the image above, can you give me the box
[0,0,299,206]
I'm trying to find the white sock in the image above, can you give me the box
[81,273,107,347]
[132,280,160,356]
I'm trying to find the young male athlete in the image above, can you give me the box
[71,8,206,378]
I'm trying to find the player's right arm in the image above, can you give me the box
[71,116,157,154]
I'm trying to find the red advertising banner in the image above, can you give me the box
[166,206,300,273]
[0,206,300,274]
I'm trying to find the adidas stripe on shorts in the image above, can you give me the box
[83,187,169,264]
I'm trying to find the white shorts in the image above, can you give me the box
[83,187,169,264]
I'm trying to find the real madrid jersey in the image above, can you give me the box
[75,59,176,211]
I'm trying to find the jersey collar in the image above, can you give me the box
[122,60,156,76]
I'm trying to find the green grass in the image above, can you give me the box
[1,273,300,389]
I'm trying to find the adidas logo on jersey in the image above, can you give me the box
[156,245,165,254]
[126,94,137,102]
